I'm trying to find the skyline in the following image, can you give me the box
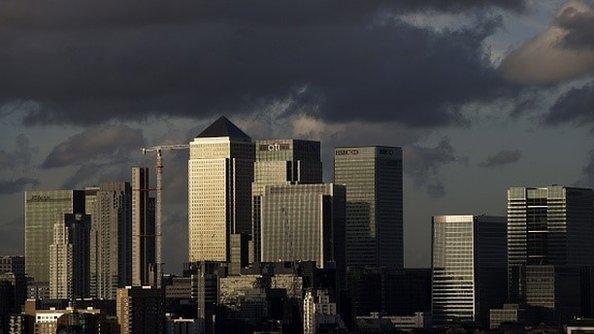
[2,0,594,272]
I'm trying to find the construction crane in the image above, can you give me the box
[141,143,189,287]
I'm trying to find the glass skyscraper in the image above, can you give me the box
[188,116,254,262]
[507,186,594,306]
[431,215,507,326]
[252,139,322,262]
[24,190,85,283]
[259,183,346,272]
[333,146,403,268]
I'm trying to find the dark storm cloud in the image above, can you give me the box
[0,177,39,194]
[0,135,36,171]
[546,81,594,126]
[0,216,23,254]
[41,125,146,169]
[578,149,594,187]
[0,1,518,127]
[555,2,594,50]
[404,138,466,198]
[478,149,522,167]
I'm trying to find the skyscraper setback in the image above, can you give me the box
[252,139,322,262]
[333,146,403,268]
[131,167,156,286]
[25,190,85,283]
[188,116,254,262]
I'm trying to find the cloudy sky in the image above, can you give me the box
[1,0,594,271]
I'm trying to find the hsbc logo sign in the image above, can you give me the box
[335,149,359,156]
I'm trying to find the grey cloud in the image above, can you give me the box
[547,81,594,126]
[0,177,39,194]
[500,1,594,85]
[42,125,146,169]
[404,138,465,198]
[478,149,522,167]
[0,1,518,128]
[0,216,23,254]
[578,149,594,187]
[0,134,36,171]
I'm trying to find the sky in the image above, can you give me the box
[2,0,594,271]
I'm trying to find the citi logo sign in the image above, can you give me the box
[336,149,359,156]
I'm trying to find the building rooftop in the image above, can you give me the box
[196,116,251,141]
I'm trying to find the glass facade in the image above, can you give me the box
[188,133,254,262]
[259,183,345,272]
[24,190,85,283]
[507,186,594,303]
[431,215,506,326]
[333,146,403,268]
[252,139,322,262]
[131,167,155,286]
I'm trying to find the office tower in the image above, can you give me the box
[0,256,26,311]
[229,233,249,275]
[131,167,156,286]
[333,146,403,269]
[25,190,85,283]
[259,183,346,272]
[252,139,322,262]
[431,215,507,326]
[85,186,100,216]
[49,213,91,299]
[507,186,594,303]
[116,286,165,334]
[90,182,132,300]
[0,280,14,334]
[188,116,254,262]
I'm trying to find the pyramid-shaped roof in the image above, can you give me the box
[196,116,251,141]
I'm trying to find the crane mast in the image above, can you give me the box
[141,143,189,287]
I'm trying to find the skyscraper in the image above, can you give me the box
[333,146,403,268]
[131,167,156,286]
[259,183,346,272]
[25,190,85,283]
[188,116,254,262]
[507,186,594,313]
[90,182,132,299]
[252,139,322,262]
[431,215,507,326]
[49,213,91,299]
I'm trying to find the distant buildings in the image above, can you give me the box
[48,213,91,299]
[90,182,132,300]
[116,286,165,334]
[356,312,431,332]
[431,215,507,326]
[131,166,157,287]
[25,190,85,283]
[334,146,403,269]
[188,116,255,263]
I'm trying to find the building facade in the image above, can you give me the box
[188,116,254,262]
[116,286,165,334]
[333,146,403,268]
[90,182,132,299]
[252,139,322,262]
[49,213,91,299]
[131,167,156,287]
[259,183,346,272]
[431,215,507,326]
[507,186,594,304]
[25,190,85,283]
